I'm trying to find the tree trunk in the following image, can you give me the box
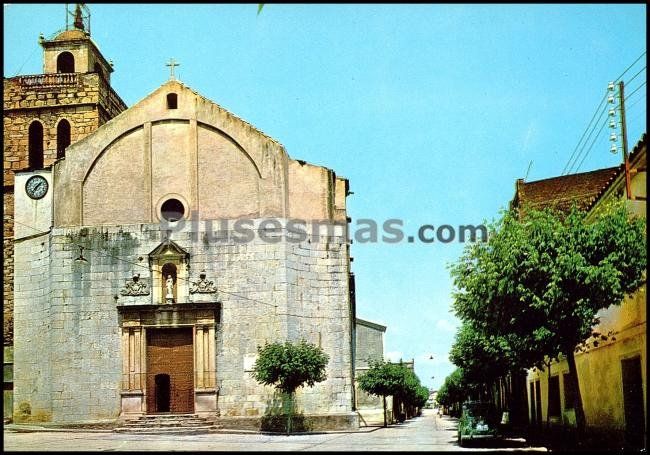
[545,361,552,431]
[383,395,387,427]
[566,350,586,437]
[285,391,294,435]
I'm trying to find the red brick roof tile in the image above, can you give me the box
[512,166,620,213]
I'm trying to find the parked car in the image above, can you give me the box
[457,401,499,446]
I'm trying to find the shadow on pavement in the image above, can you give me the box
[459,438,535,449]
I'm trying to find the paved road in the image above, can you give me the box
[4,410,547,451]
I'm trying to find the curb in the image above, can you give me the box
[4,424,383,436]
[5,425,114,434]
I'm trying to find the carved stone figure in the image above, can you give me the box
[120,273,149,296]
[165,274,174,302]
[190,271,217,294]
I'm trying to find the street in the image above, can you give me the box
[4,410,547,451]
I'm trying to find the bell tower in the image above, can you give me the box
[2,4,128,413]
[40,4,115,83]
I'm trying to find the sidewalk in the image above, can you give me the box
[4,421,383,435]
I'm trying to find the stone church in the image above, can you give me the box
[4,6,360,430]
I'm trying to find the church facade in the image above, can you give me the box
[6,7,359,430]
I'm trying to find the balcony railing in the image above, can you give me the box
[18,73,79,87]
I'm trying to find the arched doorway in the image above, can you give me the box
[57,51,75,73]
[155,374,171,412]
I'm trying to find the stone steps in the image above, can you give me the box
[114,426,220,435]
[122,420,210,427]
[114,414,221,434]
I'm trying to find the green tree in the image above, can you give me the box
[436,368,474,415]
[449,322,512,392]
[357,360,406,427]
[251,340,329,434]
[415,384,430,409]
[450,201,646,435]
[450,320,561,424]
[394,366,428,419]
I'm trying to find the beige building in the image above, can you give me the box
[6,7,366,431]
[515,135,646,449]
[354,318,393,425]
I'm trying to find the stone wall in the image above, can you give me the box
[42,34,114,84]
[3,72,126,187]
[13,220,355,425]
[13,233,53,422]
[53,80,346,228]
[3,192,15,344]
[283,229,353,416]
[3,71,126,346]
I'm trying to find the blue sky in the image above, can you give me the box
[4,4,646,390]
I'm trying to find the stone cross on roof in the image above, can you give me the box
[166,58,180,80]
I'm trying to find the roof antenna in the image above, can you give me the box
[524,160,533,181]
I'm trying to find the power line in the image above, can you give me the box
[574,114,609,173]
[561,91,608,175]
[565,100,609,175]
[612,51,646,82]
[564,52,646,175]
[11,219,348,321]
[624,66,646,86]
[625,93,647,113]
[624,81,647,102]
[627,110,647,127]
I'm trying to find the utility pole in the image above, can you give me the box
[609,81,633,199]
[618,81,632,199]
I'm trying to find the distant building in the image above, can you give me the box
[354,318,392,425]
[512,134,646,450]
[427,389,437,408]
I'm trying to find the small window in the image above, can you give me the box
[160,198,185,222]
[57,119,71,159]
[166,93,178,109]
[548,375,561,417]
[28,121,44,169]
[57,52,75,73]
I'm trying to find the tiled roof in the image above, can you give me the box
[512,166,620,213]
[513,134,646,214]
[584,133,646,212]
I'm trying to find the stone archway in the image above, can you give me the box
[118,303,219,419]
